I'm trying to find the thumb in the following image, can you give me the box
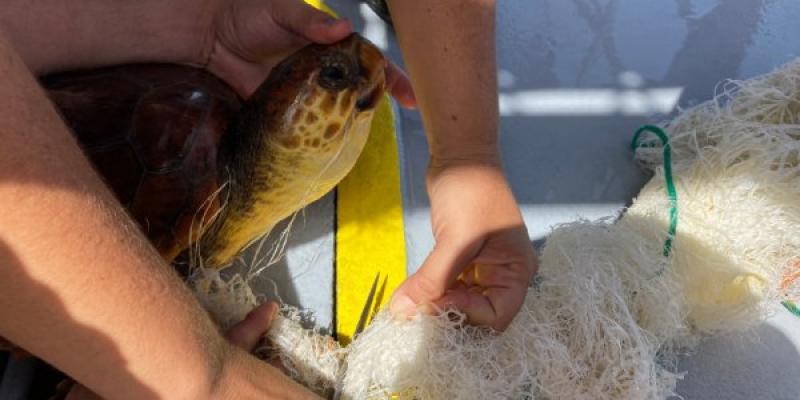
[226,302,280,351]
[272,0,352,44]
[390,241,478,318]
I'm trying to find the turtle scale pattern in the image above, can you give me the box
[45,65,243,260]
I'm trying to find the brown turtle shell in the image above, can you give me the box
[44,64,242,261]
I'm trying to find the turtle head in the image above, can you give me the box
[313,33,387,113]
[235,33,387,169]
[259,32,387,200]
[265,33,387,166]
[203,34,387,268]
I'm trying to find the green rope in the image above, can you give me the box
[782,300,800,317]
[631,125,799,318]
[631,125,678,257]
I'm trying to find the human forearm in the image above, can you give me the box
[0,0,212,74]
[0,33,314,400]
[387,0,499,165]
[0,31,226,399]
[386,0,538,329]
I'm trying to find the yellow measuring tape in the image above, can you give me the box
[306,1,408,345]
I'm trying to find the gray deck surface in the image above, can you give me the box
[330,1,800,399]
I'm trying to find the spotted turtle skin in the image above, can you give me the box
[45,65,242,260]
[41,34,386,267]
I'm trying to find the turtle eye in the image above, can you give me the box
[321,66,345,81]
[318,62,351,90]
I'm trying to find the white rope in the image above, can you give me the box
[194,59,800,399]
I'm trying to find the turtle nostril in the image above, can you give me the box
[356,86,382,111]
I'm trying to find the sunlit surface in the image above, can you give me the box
[499,87,683,117]
[359,3,388,51]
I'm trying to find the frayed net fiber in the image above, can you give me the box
[194,59,800,399]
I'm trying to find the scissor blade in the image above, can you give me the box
[353,272,381,336]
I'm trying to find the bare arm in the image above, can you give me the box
[386,0,499,162]
[0,30,315,400]
[387,0,538,330]
[0,0,213,74]
[0,1,341,398]
[0,1,410,397]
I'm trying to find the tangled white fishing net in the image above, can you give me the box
[194,59,800,399]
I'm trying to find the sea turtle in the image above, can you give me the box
[45,33,386,268]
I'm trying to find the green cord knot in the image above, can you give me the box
[631,125,678,258]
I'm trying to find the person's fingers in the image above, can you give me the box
[212,1,353,96]
[208,48,273,98]
[433,287,497,327]
[434,282,525,331]
[385,62,416,109]
[480,285,527,330]
[390,240,479,319]
[271,0,352,44]
[459,262,518,288]
[50,378,74,400]
[226,302,280,351]
[445,259,533,330]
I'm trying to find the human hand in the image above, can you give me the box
[389,163,538,331]
[60,302,317,400]
[198,0,415,105]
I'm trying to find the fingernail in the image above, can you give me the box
[417,302,438,315]
[266,303,279,323]
[327,18,352,32]
[389,294,416,318]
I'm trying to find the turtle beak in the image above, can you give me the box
[354,36,387,112]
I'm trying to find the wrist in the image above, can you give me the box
[426,122,500,170]
[208,346,251,400]
[430,147,500,170]
[428,147,503,179]
[210,346,317,400]
[148,0,219,67]
[424,160,525,237]
[426,159,513,202]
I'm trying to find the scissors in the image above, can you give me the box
[353,272,387,336]
[332,273,391,400]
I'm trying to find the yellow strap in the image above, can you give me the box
[335,97,407,345]
[304,0,330,12]
[305,0,408,345]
